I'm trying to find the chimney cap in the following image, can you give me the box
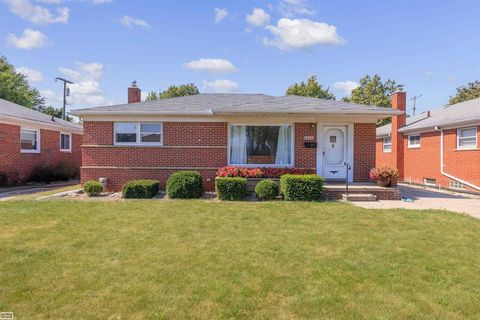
[130,80,138,88]
[394,84,405,93]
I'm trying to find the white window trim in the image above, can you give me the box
[457,127,477,150]
[114,122,163,146]
[407,134,421,149]
[60,132,72,153]
[20,127,40,153]
[227,123,295,167]
[383,137,392,153]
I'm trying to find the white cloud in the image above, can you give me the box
[277,0,315,17]
[214,7,228,24]
[202,79,238,93]
[4,0,69,24]
[120,15,151,29]
[183,58,238,74]
[263,18,345,50]
[58,62,111,107]
[16,66,43,83]
[91,0,112,4]
[6,28,48,49]
[333,80,359,96]
[425,71,434,79]
[246,8,270,27]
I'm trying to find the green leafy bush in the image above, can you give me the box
[166,171,203,199]
[30,165,55,183]
[255,179,279,200]
[83,180,103,197]
[280,174,324,201]
[215,177,247,201]
[30,162,79,183]
[0,172,7,187]
[122,179,160,199]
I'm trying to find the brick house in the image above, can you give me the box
[376,91,480,193]
[72,82,401,191]
[0,98,83,184]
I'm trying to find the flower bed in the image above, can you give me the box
[216,166,315,179]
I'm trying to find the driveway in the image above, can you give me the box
[353,185,480,219]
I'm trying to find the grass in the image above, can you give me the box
[0,200,480,319]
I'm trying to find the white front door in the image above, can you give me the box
[322,126,347,180]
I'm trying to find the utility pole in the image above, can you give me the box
[410,94,422,116]
[55,77,73,120]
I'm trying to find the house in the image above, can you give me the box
[376,91,480,193]
[72,81,401,191]
[0,98,83,185]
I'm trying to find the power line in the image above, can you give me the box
[410,94,422,116]
[55,77,73,120]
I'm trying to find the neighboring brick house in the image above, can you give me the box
[0,98,83,185]
[376,91,480,194]
[72,82,401,191]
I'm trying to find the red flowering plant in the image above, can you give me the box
[216,166,315,178]
[369,166,399,186]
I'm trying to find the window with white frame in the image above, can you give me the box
[60,133,71,152]
[383,137,392,153]
[229,125,293,166]
[408,134,421,148]
[20,128,39,152]
[114,122,163,145]
[457,127,477,149]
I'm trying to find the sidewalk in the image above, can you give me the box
[0,180,79,200]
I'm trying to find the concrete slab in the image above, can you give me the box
[352,185,480,219]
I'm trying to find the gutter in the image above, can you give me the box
[434,126,480,191]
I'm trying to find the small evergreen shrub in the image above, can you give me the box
[280,174,323,201]
[166,171,203,199]
[83,180,103,197]
[255,179,279,200]
[122,179,160,199]
[215,177,247,201]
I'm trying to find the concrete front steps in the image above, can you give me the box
[323,182,402,201]
[342,193,377,202]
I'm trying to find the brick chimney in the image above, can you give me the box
[128,80,141,103]
[391,86,406,179]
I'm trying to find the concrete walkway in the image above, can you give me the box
[353,185,480,219]
[0,180,79,201]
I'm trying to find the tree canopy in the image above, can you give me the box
[0,55,45,110]
[342,74,397,126]
[145,83,200,101]
[286,75,336,100]
[448,80,480,105]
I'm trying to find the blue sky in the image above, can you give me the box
[1,0,479,115]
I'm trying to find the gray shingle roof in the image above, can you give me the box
[376,98,480,137]
[71,93,402,116]
[0,98,82,132]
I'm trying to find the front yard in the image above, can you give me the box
[1,200,479,319]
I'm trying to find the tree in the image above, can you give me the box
[448,80,480,105]
[0,55,45,110]
[145,83,200,101]
[342,74,397,126]
[286,75,335,100]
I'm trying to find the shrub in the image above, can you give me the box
[280,174,323,201]
[369,166,399,182]
[83,180,103,197]
[30,165,55,183]
[255,179,279,200]
[0,172,7,187]
[166,171,203,199]
[30,162,79,184]
[216,166,315,178]
[215,177,247,201]
[122,179,160,199]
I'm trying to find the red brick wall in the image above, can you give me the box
[294,123,316,169]
[0,122,82,184]
[353,123,376,181]
[375,138,395,167]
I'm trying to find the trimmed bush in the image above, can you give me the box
[83,180,103,197]
[280,174,324,201]
[30,165,55,183]
[215,177,247,201]
[0,172,7,187]
[30,162,79,184]
[122,179,160,199]
[166,171,203,199]
[255,179,279,200]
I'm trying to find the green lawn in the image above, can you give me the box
[1,200,479,319]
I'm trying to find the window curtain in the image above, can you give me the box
[275,125,291,164]
[231,125,247,164]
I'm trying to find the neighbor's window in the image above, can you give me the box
[408,134,421,148]
[229,125,293,166]
[20,128,39,152]
[60,133,71,152]
[383,137,392,153]
[114,122,163,145]
[457,127,477,149]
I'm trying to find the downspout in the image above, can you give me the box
[434,126,480,191]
